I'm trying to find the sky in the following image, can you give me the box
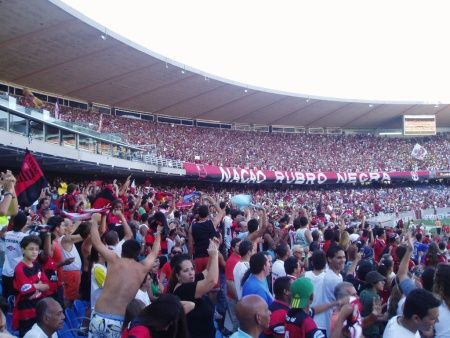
[60,0,450,103]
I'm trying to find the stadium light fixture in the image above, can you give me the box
[379,132,402,135]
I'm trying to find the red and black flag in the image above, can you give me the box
[15,150,48,207]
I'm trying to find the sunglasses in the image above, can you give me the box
[172,251,182,255]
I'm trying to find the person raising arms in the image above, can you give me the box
[88,212,162,338]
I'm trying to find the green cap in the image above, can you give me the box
[291,277,314,309]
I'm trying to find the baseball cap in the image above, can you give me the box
[365,271,386,284]
[349,234,360,243]
[291,277,314,309]
[362,246,374,260]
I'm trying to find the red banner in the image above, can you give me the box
[183,163,432,185]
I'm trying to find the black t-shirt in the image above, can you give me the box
[191,219,218,258]
[173,280,215,338]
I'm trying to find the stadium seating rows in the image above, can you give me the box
[35,99,449,173]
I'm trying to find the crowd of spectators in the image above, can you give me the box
[28,99,449,173]
[1,172,450,338]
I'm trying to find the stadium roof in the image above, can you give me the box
[1,0,449,129]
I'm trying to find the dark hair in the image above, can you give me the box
[424,242,440,267]
[121,240,141,261]
[73,222,91,239]
[167,254,192,293]
[231,238,241,250]
[67,183,77,194]
[273,276,291,299]
[415,233,423,242]
[403,288,440,319]
[104,230,119,246]
[293,216,308,230]
[275,243,289,259]
[89,246,100,270]
[396,245,407,261]
[326,245,344,260]
[311,250,326,270]
[148,212,168,233]
[238,240,253,257]
[284,256,299,275]
[388,281,403,319]
[20,235,41,249]
[198,205,209,219]
[12,211,27,232]
[422,267,436,292]
[111,199,123,209]
[311,230,320,241]
[141,213,149,223]
[157,255,168,270]
[279,215,290,225]
[47,216,64,232]
[136,294,189,338]
[324,228,335,241]
[434,263,450,308]
[0,296,8,316]
[377,263,389,278]
[36,298,53,323]
[247,219,259,233]
[38,231,55,250]
[249,252,267,275]
[357,260,376,281]
[122,299,145,331]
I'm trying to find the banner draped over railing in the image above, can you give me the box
[183,163,434,185]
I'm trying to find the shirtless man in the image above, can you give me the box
[88,213,162,338]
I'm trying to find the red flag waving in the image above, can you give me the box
[15,151,48,207]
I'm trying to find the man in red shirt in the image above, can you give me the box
[373,228,387,262]
[223,237,242,334]
[266,276,291,337]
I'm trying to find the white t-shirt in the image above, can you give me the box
[305,270,327,329]
[383,316,420,338]
[322,268,343,336]
[135,289,151,306]
[108,239,125,257]
[2,231,28,277]
[397,296,406,316]
[435,302,450,338]
[233,261,250,299]
[271,259,286,287]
